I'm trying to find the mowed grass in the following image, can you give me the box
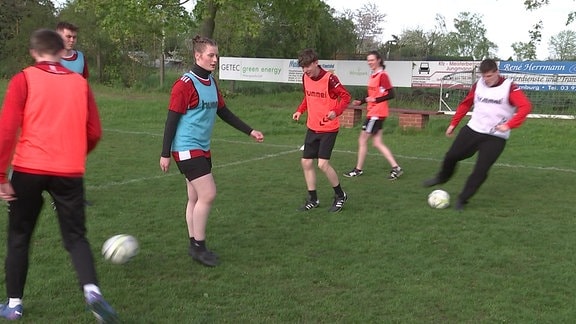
[1,80,576,323]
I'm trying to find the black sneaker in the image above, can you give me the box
[388,166,403,180]
[422,176,446,187]
[298,199,319,211]
[189,247,219,267]
[329,192,347,212]
[343,168,363,177]
[454,199,467,211]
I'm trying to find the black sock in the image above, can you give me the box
[190,238,207,252]
[333,184,344,197]
[308,190,318,201]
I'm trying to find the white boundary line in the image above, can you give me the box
[87,146,300,190]
[90,128,575,190]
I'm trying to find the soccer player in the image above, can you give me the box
[292,48,351,213]
[159,35,264,267]
[56,21,89,78]
[0,29,118,322]
[423,58,532,211]
[343,50,403,180]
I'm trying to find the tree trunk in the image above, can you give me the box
[199,0,219,38]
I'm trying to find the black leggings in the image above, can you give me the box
[437,125,506,202]
[5,171,98,298]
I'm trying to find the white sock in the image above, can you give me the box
[8,298,22,308]
[83,284,102,300]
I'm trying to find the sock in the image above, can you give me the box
[83,284,102,300]
[308,190,318,202]
[8,298,22,308]
[191,238,207,252]
[333,184,344,197]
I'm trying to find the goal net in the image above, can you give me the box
[439,70,576,118]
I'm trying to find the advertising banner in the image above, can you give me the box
[219,57,576,91]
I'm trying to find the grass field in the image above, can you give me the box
[1,81,576,323]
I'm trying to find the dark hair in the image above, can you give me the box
[30,29,64,55]
[479,59,498,73]
[297,48,318,67]
[367,50,385,69]
[192,35,217,54]
[56,21,79,32]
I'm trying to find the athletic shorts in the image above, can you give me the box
[302,129,338,160]
[176,156,212,181]
[362,117,386,134]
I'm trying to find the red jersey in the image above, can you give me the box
[296,67,351,132]
[366,70,393,118]
[0,62,101,182]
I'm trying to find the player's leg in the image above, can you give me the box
[318,132,347,212]
[188,174,216,241]
[370,119,403,180]
[344,119,371,177]
[457,136,506,208]
[299,130,320,211]
[50,175,119,322]
[50,176,99,285]
[424,125,479,186]
[1,172,44,319]
[178,156,218,266]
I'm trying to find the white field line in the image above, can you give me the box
[91,129,575,190]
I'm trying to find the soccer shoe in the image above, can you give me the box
[86,292,119,324]
[387,166,404,180]
[422,176,447,187]
[189,248,219,267]
[298,199,319,211]
[0,302,23,320]
[454,199,467,211]
[343,168,363,177]
[328,192,348,212]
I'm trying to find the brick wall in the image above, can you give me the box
[341,107,435,129]
[340,107,363,128]
[398,113,429,129]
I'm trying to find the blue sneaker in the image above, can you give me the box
[0,302,23,320]
[86,292,119,323]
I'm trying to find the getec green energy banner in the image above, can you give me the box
[218,57,413,87]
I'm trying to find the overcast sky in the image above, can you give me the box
[323,0,574,60]
[51,0,573,60]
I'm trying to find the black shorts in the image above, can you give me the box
[362,117,385,134]
[176,156,212,181]
[302,129,338,160]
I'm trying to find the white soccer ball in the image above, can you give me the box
[102,234,139,264]
[427,189,450,209]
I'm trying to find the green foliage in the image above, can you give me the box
[547,30,576,60]
[56,0,194,86]
[512,41,538,61]
[0,0,57,77]
[445,12,498,60]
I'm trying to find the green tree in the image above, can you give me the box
[68,0,193,86]
[195,0,355,59]
[444,12,497,59]
[548,30,576,60]
[0,0,57,77]
[342,2,386,53]
[511,41,537,60]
